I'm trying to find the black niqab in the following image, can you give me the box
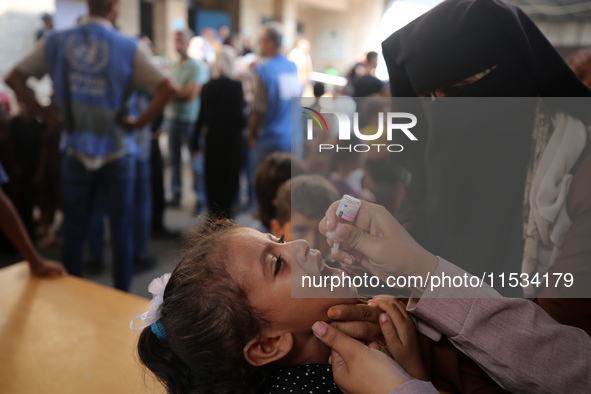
[381,0,591,291]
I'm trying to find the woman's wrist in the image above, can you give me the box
[410,251,438,296]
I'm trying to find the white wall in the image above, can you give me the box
[54,0,86,29]
[153,0,189,59]
[0,0,54,76]
[536,20,591,47]
[239,0,273,44]
[238,0,386,76]
[297,0,385,76]
[0,0,140,108]
[0,0,55,109]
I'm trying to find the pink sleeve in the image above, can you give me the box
[389,380,438,394]
[407,258,591,393]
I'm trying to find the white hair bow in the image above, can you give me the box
[129,273,171,331]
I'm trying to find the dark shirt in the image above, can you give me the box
[191,77,245,152]
[265,364,341,394]
[353,74,385,97]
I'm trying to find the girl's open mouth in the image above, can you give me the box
[318,259,347,278]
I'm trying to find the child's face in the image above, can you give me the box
[226,228,358,336]
[281,213,331,259]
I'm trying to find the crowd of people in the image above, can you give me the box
[1,0,591,392]
[0,1,395,290]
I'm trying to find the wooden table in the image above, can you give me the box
[0,263,164,393]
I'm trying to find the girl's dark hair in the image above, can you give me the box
[137,218,270,393]
[254,152,307,230]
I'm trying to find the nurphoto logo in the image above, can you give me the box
[303,107,418,153]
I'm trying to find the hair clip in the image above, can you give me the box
[130,273,171,338]
[151,318,167,340]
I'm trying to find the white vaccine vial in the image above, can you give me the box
[332,195,361,253]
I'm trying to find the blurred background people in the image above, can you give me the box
[36,13,54,41]
[200,27,220,67]
[185,34,212,215]
[254,152,306,232]
[0,159,66,277]
[248,22,302,170]
[4,0,174,291]
[567,47,591,89]
[86,76,161,275]
[218,24,230,44]
[241,36,254,56]
[191,45,245,219]
[2,100,43,242]
[329,140,375,203]
[288,38,313,87]
[163,29,208,210]
[353,51,386,97]
[270,174,339,259]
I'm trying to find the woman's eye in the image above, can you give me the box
[274,254,283,276]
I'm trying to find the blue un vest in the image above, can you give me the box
[255,55,302,151]
[127,90,152,160]
[45,23,137,157]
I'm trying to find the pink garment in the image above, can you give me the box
[390,380,438,394]
[403,258,591,393]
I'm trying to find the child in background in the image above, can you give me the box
[270,175,381,296]
[303,83,336,176]
[358,98,406,215]
[254,152,306,231]
[269,174,338,259]
[329,142,375,203]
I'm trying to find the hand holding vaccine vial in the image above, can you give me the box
[333,195,361,253]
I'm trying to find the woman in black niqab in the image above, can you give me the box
[381,0,591,294]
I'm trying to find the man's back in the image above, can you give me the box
[45,20,137,157]
[254,55,300,151]
[4,1,173,293]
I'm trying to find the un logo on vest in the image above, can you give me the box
[65,35,110,74]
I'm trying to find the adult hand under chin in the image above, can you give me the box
[312,320,413,394]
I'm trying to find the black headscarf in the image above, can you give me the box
[382,0,591,99]
[381,0,591,292]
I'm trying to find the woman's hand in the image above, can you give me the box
[328,298,428,381]
[312,320,413,394]
[327,302,384,345]
[369,298,428,381]
[319,199,438,294]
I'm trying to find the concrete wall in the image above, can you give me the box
[0,0,140,107]
[0,0,55,109]
[239,0,273,45]
[536,20,591,47]
[153,0,188,59]
[238,0,385,76]
[0,0,54,77]
[118,0,140,37]
[298,0,385,75]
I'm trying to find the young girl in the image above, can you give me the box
[132,218,505,394]
[131,218,427,393]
